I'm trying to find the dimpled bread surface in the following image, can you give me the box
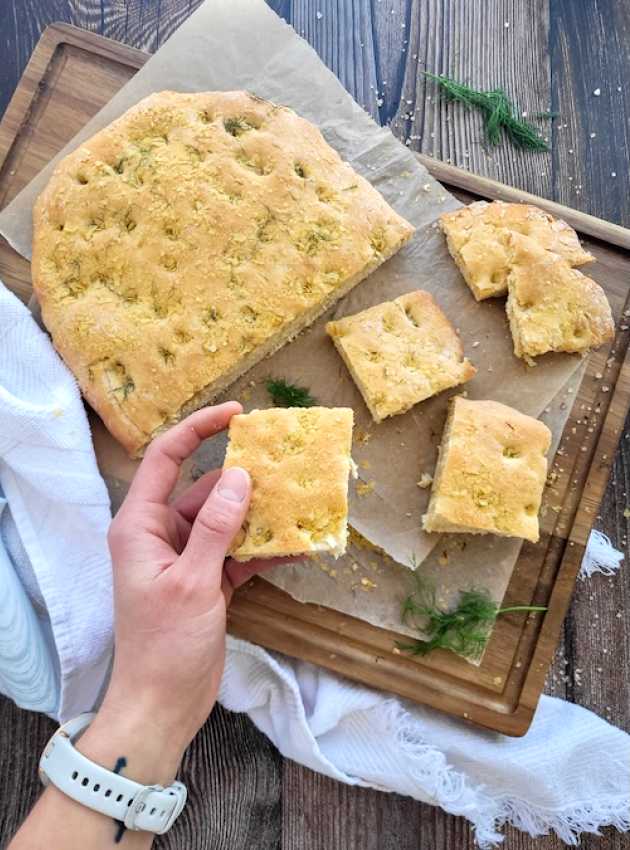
[223,407,354,561]
[326,290,476,422]
[439,200,594,301]
[506,233,614,361]
[32,91,414,455]
[422,397,551,543]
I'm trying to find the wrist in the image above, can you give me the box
[76,700,186,787]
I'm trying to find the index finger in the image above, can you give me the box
[127,402,242,505]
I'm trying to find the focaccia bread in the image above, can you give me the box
[440,200,593,301]
[326,290,476,422]
[506,233,614,362]
[423,397,551,543]
[223,407,354,561]
[32,91,414,455]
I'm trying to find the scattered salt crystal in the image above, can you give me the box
[316,10,323,19]
[504,21,510,28]
[611,172,617,177]
[593,88,601,96]
[590,132,597,138]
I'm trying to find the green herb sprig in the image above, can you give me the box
[266,377,317,408]
[424,72,550,151]
[398,574,547,659]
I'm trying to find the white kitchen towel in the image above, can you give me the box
[0,284,112,720]
[1,280,629,846]
[220,638,630,848]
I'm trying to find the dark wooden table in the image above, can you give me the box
[1,2,629,849]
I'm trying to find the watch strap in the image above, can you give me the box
[39,713,186,834]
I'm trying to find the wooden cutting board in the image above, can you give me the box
[2,23,629,736]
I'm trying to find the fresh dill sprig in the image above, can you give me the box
[398,573,547,659]
[266,377,317,408]
[424,72,550,152]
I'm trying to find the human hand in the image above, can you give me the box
[84,402,277,782]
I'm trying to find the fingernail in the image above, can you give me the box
[218,467,249,502]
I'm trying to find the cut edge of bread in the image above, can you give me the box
[328,333,385,423]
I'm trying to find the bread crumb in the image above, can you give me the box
[355,428,372,445]
[356,480,376,497]
[417,473,433,488]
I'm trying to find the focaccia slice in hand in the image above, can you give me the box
[32,91,414,456]
[506,233,614,361]
[423,397,551,543]
[224,407,354,561]
[440,200,593,301]
[326,290,476,422]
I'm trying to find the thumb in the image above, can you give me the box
[180,467,251,582]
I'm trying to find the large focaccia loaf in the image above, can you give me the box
[32,91,414,455]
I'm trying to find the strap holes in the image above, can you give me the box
[160,810,165,817]
[127,799,133,806]
[105,789,112,797]
[93,783,100,792]
[150,808,156,815]
[116,794,123,802]
[81,777,89,786]
[71,771,78,780]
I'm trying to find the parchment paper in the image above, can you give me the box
[0,0,585,652]
[94,369,579,657]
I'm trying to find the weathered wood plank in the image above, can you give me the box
[395,0,552,199]
[289,0,380,119]
[0,697,56,847]
[551,0,630,227]
[0,0,70,118]
[158,706,282,850]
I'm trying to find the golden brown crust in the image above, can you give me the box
[439,200,594,301]
[223,407,354,561]
[506,233,614,360]
[326,290,476,422]
[32,91,414,455]
[422,397,551,543]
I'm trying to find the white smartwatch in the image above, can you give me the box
[39,713,187,834]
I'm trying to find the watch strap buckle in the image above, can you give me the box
[124,781,187,834]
